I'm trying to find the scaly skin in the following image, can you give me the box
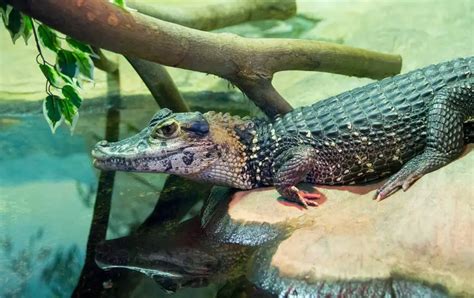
[92,57,474,207]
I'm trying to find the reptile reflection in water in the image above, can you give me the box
[95,217,254,293]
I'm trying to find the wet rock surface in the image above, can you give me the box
[203,146,473,296]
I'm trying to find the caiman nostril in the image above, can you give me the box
[92,141,110,159]
[98,140,109,147]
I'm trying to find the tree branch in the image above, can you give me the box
[233,77,293,116]
[8,0,402,117]
[124,0,297,113]
[127,57,189,112]
[91,47,118,73]
[127,0,296,31]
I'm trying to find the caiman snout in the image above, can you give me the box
[91,139,125,169]
[91,131,151,171]
[91,140,109,159]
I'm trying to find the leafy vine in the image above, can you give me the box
[1,1,98,133]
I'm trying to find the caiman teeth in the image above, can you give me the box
[93,156,134,170]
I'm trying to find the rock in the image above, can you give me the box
[202,146,473,296]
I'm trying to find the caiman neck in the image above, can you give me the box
[186,112,260,189]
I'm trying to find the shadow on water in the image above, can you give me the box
[72,105,120,297]
[68,64,121,297]
[92,183,275,298]
[95,217,254,294]
[90,176,242,297]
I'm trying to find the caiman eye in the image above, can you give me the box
[154,122,180,139]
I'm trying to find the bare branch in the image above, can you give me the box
[125,0,296,114]
[92,37,186,111]
[233,77,293,115]
[91,47,118,73]
[8,0,402,117]
[127,0,296,31]
[127,57,189,113]
[252,39,402,80]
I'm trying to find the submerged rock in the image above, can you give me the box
[203,146,473,296]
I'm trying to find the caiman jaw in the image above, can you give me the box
[91,138,179,172]
[91,140,138,171]
[91,132,147,171]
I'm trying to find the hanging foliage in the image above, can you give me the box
[0,1,100,134]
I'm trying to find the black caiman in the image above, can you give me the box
[92,57,474,207]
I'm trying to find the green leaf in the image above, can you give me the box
[56,49,79,79]
[22,15,32,44]
[62,84,82,108]
[43,95,62,133]
[0,2,10,25]
[5,8,23,43]
[39,64,62,87]
[73,51,94,80]
[59,72,74,86]
[38,24,60,52]
[109,0,136,12]
[58,97,77,125]
[111,0,126,8]
[65,37,98,58]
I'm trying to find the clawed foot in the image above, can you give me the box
[374,173,422,201]
[289,186,321,208]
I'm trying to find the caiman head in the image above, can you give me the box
[92,108,255,189]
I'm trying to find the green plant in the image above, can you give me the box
[1,2,96,133]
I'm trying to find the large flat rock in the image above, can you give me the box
[206,146,473,296]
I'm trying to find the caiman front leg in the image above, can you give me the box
[376,80,473,201]
[273,145,321,208]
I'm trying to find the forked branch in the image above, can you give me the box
[8,0,402,117]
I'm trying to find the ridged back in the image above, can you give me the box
[265,57,473,184]
[273,56,473,139]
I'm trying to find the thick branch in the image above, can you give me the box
[127,57,189,112]
[9,0,402,116]
[127,0,296,31]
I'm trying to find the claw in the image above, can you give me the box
[374,192,383,202]
[291,186,321,208]
[402,174,421,191]
[373,188,385,201]
[374,189,389,202]
[374,185,400,202]
[375,173,422,201]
